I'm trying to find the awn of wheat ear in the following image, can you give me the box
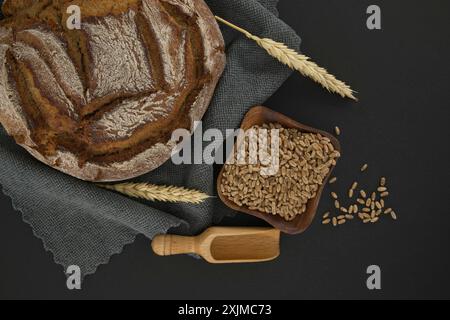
[98,183,211,204]
[215,16,357,101]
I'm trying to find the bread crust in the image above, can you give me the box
[0,0,225,182]
[2,0,37,17]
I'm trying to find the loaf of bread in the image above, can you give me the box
[0,0,225,181]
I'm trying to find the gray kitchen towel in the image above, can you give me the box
[0,0,300,276]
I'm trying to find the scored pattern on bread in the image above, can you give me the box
[83,10,155,102]
[16,28,87,109]
[0,0,225,181]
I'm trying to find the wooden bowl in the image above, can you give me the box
[217,106,341,235]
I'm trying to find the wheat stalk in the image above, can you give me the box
[98,183,211,204]
[215,16,357,101]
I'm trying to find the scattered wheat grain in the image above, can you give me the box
[332,217,338,226]
[335,126,341,136]
[335,200,341,209]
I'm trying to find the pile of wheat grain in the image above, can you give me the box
[220,123,340,221]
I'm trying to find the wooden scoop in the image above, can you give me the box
[151,227,280,264]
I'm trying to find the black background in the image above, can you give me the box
[1,0,449,300]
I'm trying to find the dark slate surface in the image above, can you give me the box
[0,0,449,299]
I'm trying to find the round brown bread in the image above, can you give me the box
[0,0,225,181]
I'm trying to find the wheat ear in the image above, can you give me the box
[215,16,357,101]
[98,183,211,204]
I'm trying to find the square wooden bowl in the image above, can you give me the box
[217,106,341,235]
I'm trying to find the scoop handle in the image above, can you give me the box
[151,235,196,256]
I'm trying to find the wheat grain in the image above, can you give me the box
[391,211,398,220]
[99,183,211,204]
[348,189,354,198]
[362,213,371,220]
[335,200,341,209]
[215,16,357,100]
